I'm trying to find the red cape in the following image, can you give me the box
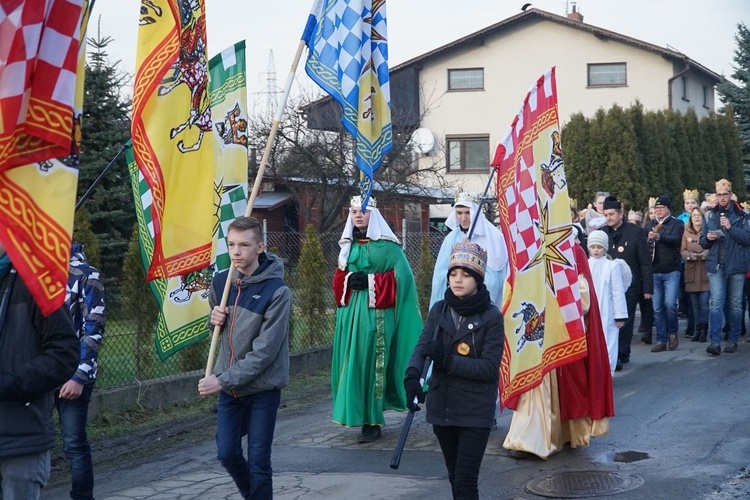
[556,244,615,421]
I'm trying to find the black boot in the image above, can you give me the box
[699,323,708,343]
[692,323,703,342]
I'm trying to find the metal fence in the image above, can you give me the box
[96,227,446,390]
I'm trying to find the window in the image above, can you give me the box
[446,135,490,171]
[703,86,710,108]
[448,68,484,90]
[681,77,689,101]
[587,63,626,87]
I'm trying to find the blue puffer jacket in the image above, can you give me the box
[700,202,750,275]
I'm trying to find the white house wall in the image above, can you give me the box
[415,17,711,196]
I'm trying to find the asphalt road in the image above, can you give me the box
[43,322,750,499]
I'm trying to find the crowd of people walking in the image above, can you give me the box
[579,179,750,363]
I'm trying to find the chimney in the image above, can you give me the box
[567,2,584,22]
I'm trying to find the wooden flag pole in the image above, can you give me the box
[204,40,307,377]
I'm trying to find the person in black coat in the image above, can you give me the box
[0,242,79,499]
[601,196,654,365]
[405,241,504,500]
[644,195,685,352]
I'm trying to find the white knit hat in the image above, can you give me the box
[587,230,609,250]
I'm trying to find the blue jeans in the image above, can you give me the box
[653,271,681,343]
[708,269,745,344]
[0,450,50,500]
[56,382,95,500]
[689,291,710,325]
[217,390,280,500]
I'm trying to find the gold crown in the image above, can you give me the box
[454,191,480,205]
[716,178,732,193]
[628,210,643,222]
[448,241,487,279]
[350,195,376,208]
[683,189,700,202]
[648,197,657,208]
[569,198,578,209]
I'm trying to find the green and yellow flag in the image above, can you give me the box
[127,41,249,359]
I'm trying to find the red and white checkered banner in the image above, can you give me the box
[0,0,89,316]
[0,0,84,171]
[494,68,587,409]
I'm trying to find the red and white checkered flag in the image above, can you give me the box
[495,68,587,409]
[0,0,84,171]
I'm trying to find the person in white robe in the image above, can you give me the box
[430,192,508,309]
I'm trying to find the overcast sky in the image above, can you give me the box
[100,0,747,113]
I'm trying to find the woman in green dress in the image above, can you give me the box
[331,196,423,443]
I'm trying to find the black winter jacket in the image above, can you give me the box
[0,271,79,459]
[603,221,654,295]
[408,301,504,429]
[700,202,750,275]
[644,215,684,274]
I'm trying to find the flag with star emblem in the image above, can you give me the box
[494,68,586,408]
[302,0,391,210]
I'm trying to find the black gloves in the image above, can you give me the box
[423,340,448,370]
[403,367,424,412]
[348,271,368,290]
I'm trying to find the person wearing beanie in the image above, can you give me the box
[331,196,423,443]
[587,231,629,373]
[430,192,508,309]
[406,241,503,499]
[644,194,685,353]
[601,195,653,364]
[700,179,750,355]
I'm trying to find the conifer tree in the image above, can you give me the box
[78,25,133,288]
[717,23,750,189]
[297,224,329,347]
[681,108,704,192]
[580,109,610,205]
[597,105,640,208]
[718,109,746,199]
[624,102,648,207]
[700,113,727,192]
[560,112,590,206]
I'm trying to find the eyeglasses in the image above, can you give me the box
[717,193,731,197]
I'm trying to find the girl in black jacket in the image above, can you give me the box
[405,241,504,500]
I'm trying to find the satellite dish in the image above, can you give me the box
[410,128,436,155]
